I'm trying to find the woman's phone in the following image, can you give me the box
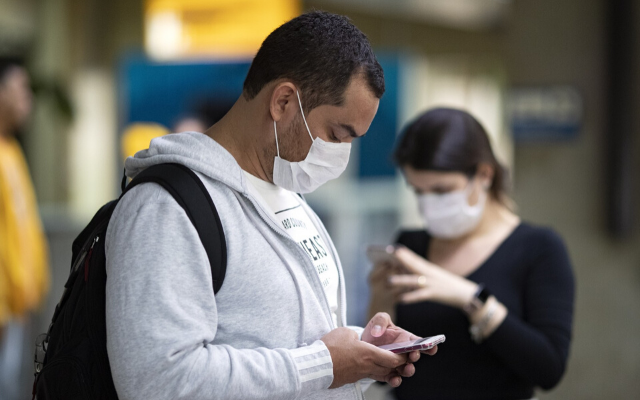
[377,335,446,354]
[366,245,400,265]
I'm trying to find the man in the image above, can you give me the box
[0,57,50,400]
[106,11,435,400]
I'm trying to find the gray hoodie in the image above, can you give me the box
[105,132,367,400]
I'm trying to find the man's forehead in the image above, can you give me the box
[306,74,379,137]
[341,94,380,136]
[320,103,377,138]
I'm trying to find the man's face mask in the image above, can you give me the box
[272,91,351,193]
[418,179,487,239]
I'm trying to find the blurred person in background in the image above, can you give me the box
[172,100,232,133]
[368,108,575,400]
[0,57,49,400]
[120,102,231,161]
[106,12,435,400]
[172,115,207,133]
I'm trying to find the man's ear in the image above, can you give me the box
[269,82,298,124]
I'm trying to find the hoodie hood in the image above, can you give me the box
[125,132,248,194]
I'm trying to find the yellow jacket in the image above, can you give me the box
[0,137,49,324]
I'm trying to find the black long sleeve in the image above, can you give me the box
[485,229,575,389]
[392,223,575,400]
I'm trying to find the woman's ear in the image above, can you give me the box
[476,162,494,189]
[269,82,297,124]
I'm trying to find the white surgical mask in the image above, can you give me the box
[418,181,487,239]
[272,91,351,193]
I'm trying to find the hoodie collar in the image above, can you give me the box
[125,132,249,195]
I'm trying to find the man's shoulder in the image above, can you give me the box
[116,171,236,213]
[107,171,245,245]
[114,181,177,216]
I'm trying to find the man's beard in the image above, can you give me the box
[263,113,312,182]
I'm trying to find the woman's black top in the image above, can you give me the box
[392,223,575,400]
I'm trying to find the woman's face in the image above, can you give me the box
[0,66,32,132]
[403,165,487,207]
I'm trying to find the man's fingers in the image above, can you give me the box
[369,365,398,382]
[369,373,403,388]
[368,345,408,369]
[386,374,402,388]
[408,350,421,363]
[369,374,389,383]
[396,362,415,377]
[366,363,398,377]
[367,312,394,337]
[422,346,438,356]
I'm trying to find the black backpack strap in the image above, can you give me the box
[122,163,227,294]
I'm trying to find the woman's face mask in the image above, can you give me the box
[418,180,487,239]
[404,167,489,239]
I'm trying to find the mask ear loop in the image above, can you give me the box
[296,91,314,143]
[273,120,280,157]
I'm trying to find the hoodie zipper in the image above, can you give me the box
[240,192,338,330]
[302,203,364,400]
[244,194,364,400]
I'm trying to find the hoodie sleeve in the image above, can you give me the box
[105,184,333,400]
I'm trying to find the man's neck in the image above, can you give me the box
[204,96,272,183]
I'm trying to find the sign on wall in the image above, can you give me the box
[508,86,583,142]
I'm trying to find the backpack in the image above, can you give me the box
[32,163,227,400]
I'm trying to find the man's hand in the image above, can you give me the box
[361,312,438,386]
[362,312,438,355]
[321,327,409,389]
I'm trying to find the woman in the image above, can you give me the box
[368,108,574,399]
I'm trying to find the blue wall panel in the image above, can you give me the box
[356,54,399,179]
[121,56,251,129]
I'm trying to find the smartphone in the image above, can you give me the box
[366,245,400,265]
[377,335,446,354]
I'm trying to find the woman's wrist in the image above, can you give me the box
[455,280,480,309]
[468,296,508,342]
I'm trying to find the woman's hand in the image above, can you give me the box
[367,262,402,321]
[388,246,478,309]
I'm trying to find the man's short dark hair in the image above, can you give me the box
[243,11,384,111]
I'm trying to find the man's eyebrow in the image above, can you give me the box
[340,123,363,138]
